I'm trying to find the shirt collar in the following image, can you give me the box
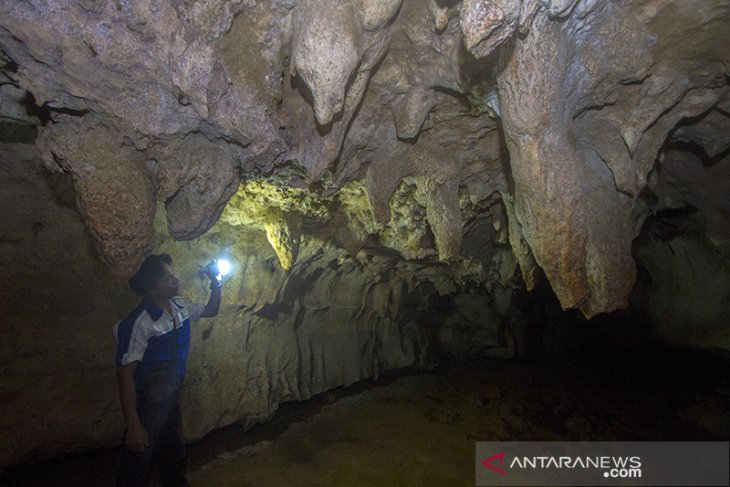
[143,297,182,321]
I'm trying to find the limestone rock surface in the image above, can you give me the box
[488,0,729,315]
[0,149,514,469]
[1,0,729,471]
[2,0,725,314]
[35,114,157,278]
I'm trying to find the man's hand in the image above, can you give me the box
[117,363,148,453]
[203,261,221,285]
[201,260,223,318]
[124,423,149,452]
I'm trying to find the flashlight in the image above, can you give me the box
[206,258,232,284]
[216,259,231,277]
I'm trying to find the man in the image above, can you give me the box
[114,253,222,487]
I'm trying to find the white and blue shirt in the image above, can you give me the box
[114,297,204,390]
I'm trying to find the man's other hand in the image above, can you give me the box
[124,423,149,452]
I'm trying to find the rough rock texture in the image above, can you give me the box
[651,115,730,244]
[1,0,729,471]
[0,143,138,468]
[149,133,243,240]
[3,0,727,314]
[481,0,729,316]
[0,0,288,275]
[633,208,730,349]
[35,113,157,277]
[0,149,514,469]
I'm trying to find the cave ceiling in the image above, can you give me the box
[1,0,729,317]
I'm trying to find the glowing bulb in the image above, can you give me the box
[216,259,231,276]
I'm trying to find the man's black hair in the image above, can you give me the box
[129,253,173,297]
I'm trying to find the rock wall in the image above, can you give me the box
[1,0,729,470]
[633,207,730,349]
[0,145,514,469]
[1,143,138,468]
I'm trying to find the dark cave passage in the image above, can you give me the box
[1,338,727,487]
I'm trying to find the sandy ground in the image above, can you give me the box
[188,356,725,487]
[2,348,727,487]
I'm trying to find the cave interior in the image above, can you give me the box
[0,0,729,485]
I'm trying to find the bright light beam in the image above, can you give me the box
[216,259,231,276]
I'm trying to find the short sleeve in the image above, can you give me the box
[114,317,149,366]
[176,297,205,323]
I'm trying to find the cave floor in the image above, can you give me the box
[2,347,727,487]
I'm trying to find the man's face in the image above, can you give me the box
[150,263,180,299]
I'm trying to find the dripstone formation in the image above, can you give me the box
[1,0,728,469]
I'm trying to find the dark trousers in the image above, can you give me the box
[117,392,189,487]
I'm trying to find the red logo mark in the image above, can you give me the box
[482,451,507,475]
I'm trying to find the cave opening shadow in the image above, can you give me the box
[500,262,730,419]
